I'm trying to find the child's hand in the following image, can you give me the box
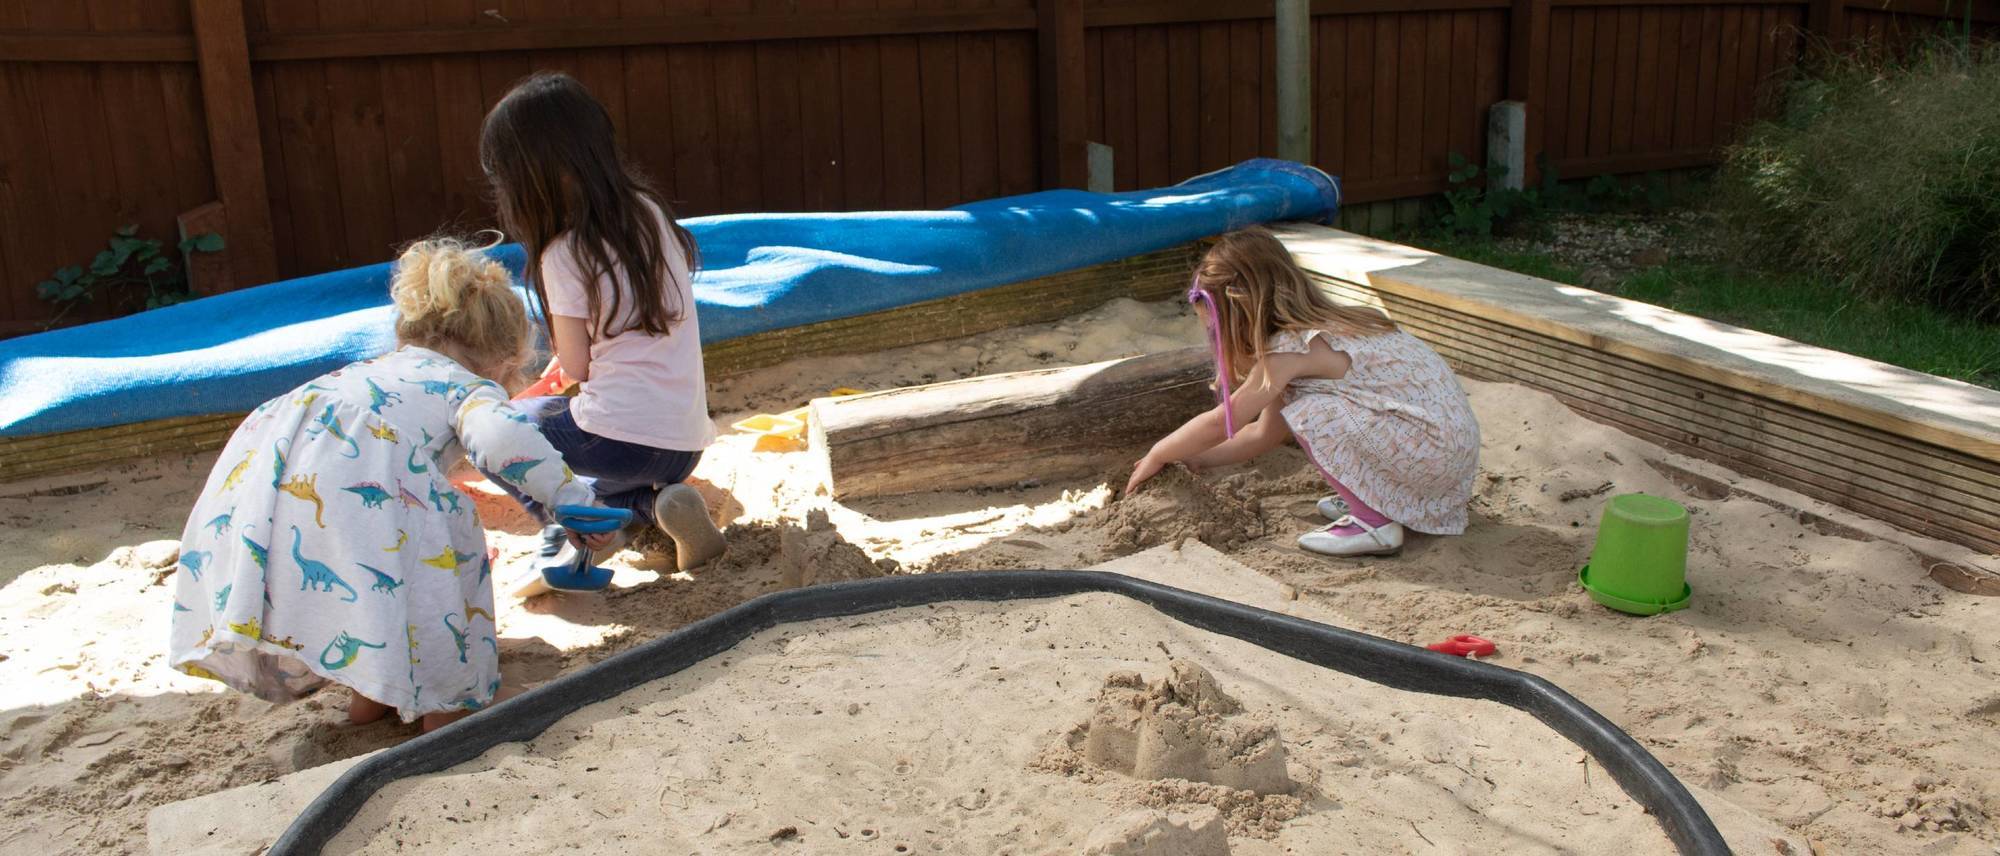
[553,504,631,552]
[568,529,618,551]
[1125,455,1166,496]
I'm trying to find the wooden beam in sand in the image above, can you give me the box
[811,348,1214,500]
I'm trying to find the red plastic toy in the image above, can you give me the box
[514,359,573,401]
[1426,634,1497,658]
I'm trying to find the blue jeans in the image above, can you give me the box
[484,396,701,529]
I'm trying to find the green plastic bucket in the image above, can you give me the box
[1578,493,1692,615]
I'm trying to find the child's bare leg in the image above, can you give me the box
[348,690,393,725]
[420,686,524,733]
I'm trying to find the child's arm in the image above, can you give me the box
[1187,401,1291,471]
[1125,356,1298,494]
[549,315,594,382]
[451,380,608,544]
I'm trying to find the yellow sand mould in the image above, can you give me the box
[731,388,866,452]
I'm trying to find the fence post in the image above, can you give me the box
[1807,0,1847,47]
[1506,0,1550,186]
[189,0,278,289]
[1038,0,1087,189]
[1275,0,1311,164]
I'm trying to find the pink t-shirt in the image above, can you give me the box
[541,206,716,451]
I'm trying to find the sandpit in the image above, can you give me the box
[0,297,1995,855]
[325,592,1674,855]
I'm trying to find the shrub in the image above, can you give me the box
[1722,39,2000,320]
[1427,153,1685,240]
[35,225,223,328]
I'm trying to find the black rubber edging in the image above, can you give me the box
[269,571,1730,855]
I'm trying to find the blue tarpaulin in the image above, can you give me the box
[0,159,1337,437]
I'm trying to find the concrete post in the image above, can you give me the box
[1275,0,1311,164]
[1488,101,1527,192]
[1086,142,1115,194]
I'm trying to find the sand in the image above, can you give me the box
[327,593,1676,855]
[0,296,1994,854]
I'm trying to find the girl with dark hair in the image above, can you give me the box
[480,72,726,589]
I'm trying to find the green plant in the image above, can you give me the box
[1722,38,2000,320]
[36,225,224,327]
[1433,153,1555,238]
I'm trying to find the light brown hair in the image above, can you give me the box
[480,72,700,343]
[390,236,531,380]
[1195,226,1397,379]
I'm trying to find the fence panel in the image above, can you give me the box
[0,0,1986,332]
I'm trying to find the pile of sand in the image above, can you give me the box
[1032,660,1304,842]
[1090,465,1266,553]
[325,592,1678,855]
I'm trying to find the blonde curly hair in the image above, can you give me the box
[390,235,530,380]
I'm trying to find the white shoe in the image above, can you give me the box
[1298,516,1404,557]
[1316,495,1350,521]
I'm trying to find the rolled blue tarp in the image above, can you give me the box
[0,159,1337,437]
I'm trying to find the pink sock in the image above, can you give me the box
[1292,433,1395,536]
[1326,476,1392,536]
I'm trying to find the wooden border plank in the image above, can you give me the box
[1304,264,2000,555]
[1275,224,2000,467]
[1376,306,2000,510]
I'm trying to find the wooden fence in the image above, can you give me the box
[0,0,1992,334]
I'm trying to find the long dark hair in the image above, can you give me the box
[479,72,700,342]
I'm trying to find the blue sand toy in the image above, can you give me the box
[557,505,631,534]
[508,506,635,598]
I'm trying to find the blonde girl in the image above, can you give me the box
[1126,227,1481,556]
[168,238,612,731]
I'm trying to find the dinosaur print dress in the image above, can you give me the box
[168,345,594,721]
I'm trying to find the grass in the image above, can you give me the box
[1412,232,2000,390]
